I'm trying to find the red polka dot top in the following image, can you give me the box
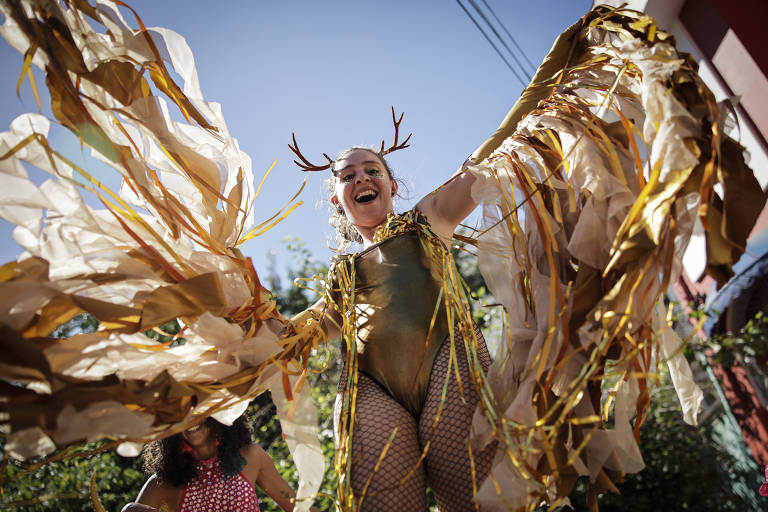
[178,455,260,511]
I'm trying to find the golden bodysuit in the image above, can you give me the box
[329,211,449,416]
[327,210,495,511]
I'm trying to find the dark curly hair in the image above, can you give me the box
[142,416,253,487]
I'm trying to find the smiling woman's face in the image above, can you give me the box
[331,149,397,242]
[181,420,213,447]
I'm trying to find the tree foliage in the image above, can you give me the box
[705,311,768,366]
[561,372,760,511]
[1,443,145,511]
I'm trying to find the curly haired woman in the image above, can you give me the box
[121,415,316,512]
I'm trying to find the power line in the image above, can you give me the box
[467,0,533,83]
[479,0,537,77]
[455,0,528,87]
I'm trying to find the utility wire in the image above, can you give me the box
[479,0,538,77]
[467,0,533,82]
[455,0,528,87]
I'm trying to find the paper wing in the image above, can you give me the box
[0,0,313,467]
[464,6,763,509]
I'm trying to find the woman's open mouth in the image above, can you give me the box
[185,423,203,434]
[355,190,378,203]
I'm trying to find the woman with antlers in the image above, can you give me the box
[288,108,496,511]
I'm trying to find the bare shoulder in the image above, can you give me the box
[241,443,269,481]
[121,504,158,512]
[243,442,268,461]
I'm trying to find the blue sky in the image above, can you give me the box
[0,0,590,280]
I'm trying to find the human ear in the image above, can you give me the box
[391,180,398,197]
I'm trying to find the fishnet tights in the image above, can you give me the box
[420,325,496,512]
[335,371,428,510]
[334,326,495,511]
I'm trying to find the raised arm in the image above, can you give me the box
[415,21,584,248]
[415,164,478,247]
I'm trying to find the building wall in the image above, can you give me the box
[679,0,768,166]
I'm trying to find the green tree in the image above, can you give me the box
[557,369,759,511]
[266,237,328,316]
[1,444,145,511]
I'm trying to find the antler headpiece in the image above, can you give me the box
[288,107,412,174]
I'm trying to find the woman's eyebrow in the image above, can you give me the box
[338,160,382,172]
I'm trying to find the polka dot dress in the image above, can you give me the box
[179,456,260,511]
